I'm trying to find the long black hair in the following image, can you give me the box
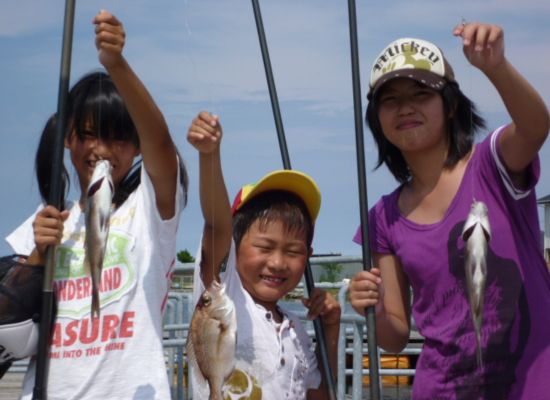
[35,114,69,210]
[366,81,486,184]
[35,71,188,209]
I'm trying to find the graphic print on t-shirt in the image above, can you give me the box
[53,230,137,318]
[46,229,138,361]
[420,220,531,399]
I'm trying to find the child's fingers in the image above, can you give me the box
[350,285,380,314]
[93,11,125,59]
[349,270,381,314]
[458,22,485,48]
[34,230,63,248]
[197,111,220,128]
[95,29,125,48]
[460,23,501,52]
[94,20,124,36]
[452,19,466,37]
[35,205,63,221]
[486,25,503,48]
[96,42,124,57]
[33,209,65,253]
[195,117,218,134]
[472,24,490,51]
[34,220,63,237]
[307,299,326,320]
[190,121,219,141]
[60,210,71,221]
[349,287,380,301]
[187,131,206,144]
[304,292,328,319]
[93,10,120,26]
[350,270,381,289]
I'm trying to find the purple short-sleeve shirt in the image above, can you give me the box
[354,127,550,399]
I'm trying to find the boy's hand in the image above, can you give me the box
[349,268,383,317]
[32,206,70,261]
[187,111,223,154]
[453,22,505,74]
[302,288,341,326]
[93,10,126,69]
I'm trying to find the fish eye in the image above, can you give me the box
[201,294,211,307]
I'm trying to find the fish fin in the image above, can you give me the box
[87,177,105,198]
[462,224,476,241]
[480,223,491,242]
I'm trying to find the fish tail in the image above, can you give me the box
[476,344,483,369]
[91,288,101,319]
[208,391,223,400]
[208,382,224,400]
[475,328,483,369]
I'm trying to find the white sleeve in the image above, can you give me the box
[489,126,538,200]
[292,314,322,390]
[192,238,239,307]
[5,205,44,256]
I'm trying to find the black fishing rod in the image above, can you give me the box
[33,1,76,399]
[346,0,381,398]
[250,1,337,399]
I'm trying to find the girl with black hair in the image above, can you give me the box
[5,10,188,399]
[349,23,549,398]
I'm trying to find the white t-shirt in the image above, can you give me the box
[192,240,321,399]
[6,165,184,400]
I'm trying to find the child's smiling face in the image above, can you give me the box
[65,127,139,195]
[377,78,447,156]
[236,218,310,313]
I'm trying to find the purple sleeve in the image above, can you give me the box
[352,195,395,255]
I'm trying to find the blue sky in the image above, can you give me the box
[1,0,549,257]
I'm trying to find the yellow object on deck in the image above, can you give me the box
[363,355,412,386]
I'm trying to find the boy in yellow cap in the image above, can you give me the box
[187,111,341,399]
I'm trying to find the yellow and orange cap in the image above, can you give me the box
[231,170,321,222]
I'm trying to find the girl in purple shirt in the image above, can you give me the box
[349,22,549,399]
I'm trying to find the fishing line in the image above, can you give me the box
[181,3,217,282]
[210,133,216,283]
[462,17,478,204]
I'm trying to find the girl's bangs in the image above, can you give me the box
[71,78,138,145]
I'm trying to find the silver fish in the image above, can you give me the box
[462,200,491,368]
[84,159,114,319]
[187,280,237,400]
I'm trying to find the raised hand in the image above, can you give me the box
[187,111,223,155]
[453,22,505,73]
[93,10,126,69]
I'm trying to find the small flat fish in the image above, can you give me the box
[462,200,491,368]
[84,160,114,319]
[187,280,237,400]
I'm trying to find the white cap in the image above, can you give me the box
[368,37,456,99]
